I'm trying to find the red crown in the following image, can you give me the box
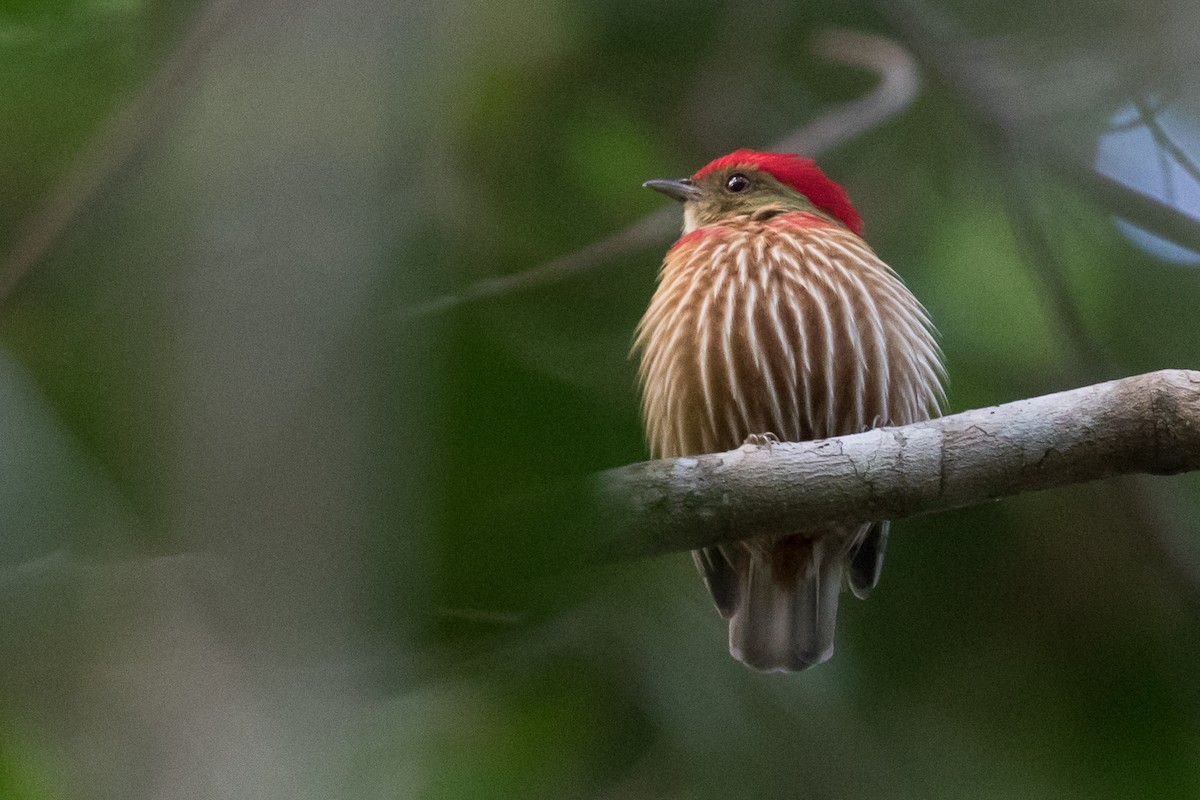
[693,149,863,236]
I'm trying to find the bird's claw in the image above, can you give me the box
[742,432,780,452]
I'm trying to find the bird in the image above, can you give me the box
[634,150,945,672]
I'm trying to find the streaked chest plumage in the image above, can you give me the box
[635,212,943,460]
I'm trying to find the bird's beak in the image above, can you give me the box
[643,178,703,202]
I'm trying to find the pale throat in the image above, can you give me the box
[681,196,838,236]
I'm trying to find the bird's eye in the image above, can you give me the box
[726,174,750,193]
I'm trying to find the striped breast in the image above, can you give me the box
[634,212,944,460]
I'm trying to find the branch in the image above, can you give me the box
[1133,95,1200,188]
[1049,160,1200,255]
[590,370,1200,561]
[398,29,920,320]
[876,0,1200,255]
[774,30,920,155]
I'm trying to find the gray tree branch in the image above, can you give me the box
[590,369,1200,562]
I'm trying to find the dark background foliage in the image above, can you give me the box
[1,0,1199,797]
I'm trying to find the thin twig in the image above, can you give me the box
[397,29,921,320]
[400,208,678,320]
[589,370,1200,562]
[774,30,921,154]
[876,0,1200,255]
[0,0,251,307]
[1049,160,1200,253]
[1133,95,1200,187]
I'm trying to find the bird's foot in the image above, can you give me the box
[742,432,780,452]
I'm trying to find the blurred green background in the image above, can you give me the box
[2,0,1200,797]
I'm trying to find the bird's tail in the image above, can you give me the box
[727,537,843,673]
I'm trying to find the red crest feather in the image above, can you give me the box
[693,149,863,236]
